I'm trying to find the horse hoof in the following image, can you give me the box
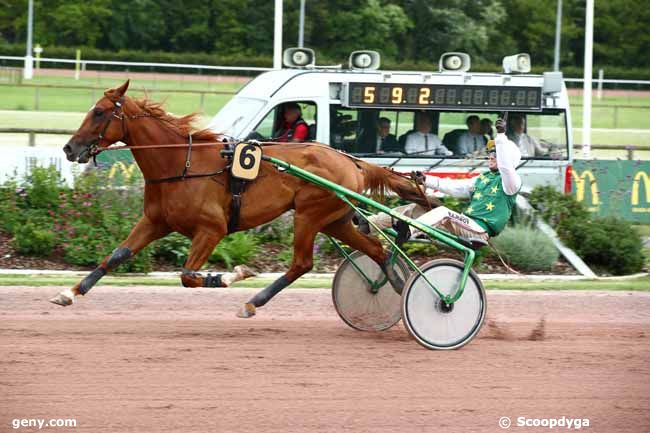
[234,265,257,279]
[49,291,73,306]
[236,303,256,318]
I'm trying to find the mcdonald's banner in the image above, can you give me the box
[572,160,650,223]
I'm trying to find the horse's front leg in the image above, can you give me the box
[50,216,169,306]
[179,230,257,289]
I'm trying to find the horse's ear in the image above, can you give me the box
[104,80,130,101]
[118,80,130,95]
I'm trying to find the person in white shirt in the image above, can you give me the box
[455,115,487,156]
[507,114,547,157]
[366,119,522,242]
[403,111,452,156]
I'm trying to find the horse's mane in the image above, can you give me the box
[130,97,220,141]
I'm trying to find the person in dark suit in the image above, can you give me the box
[355,116,402,154]
[375,117,401,153]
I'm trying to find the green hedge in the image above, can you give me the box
[0,166,291,272]
[3,42,650,81]
[529,186,644,275]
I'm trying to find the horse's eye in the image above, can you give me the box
[94,108,103,117]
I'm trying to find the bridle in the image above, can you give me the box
[84,97,129,164]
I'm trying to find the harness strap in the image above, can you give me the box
[181,133,192,179]
[228,175,246,234]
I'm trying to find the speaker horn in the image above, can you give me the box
[283,47,315,68]
[439,52,471,72]
[349,50,381,70]
[502,53,531,74]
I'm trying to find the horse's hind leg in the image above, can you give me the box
[237,215,320,318]
[179,229,256,288]
[50,216,169,306]
[323,219,405,291]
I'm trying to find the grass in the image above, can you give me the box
[632,224,650,237]
[0,83,235,115]
[0,273,648,291]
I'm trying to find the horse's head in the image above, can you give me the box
[63,80,131,163]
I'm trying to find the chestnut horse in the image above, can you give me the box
[53,81,431,317]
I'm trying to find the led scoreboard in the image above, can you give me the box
[345,82,543,111]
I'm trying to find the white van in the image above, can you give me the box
[208,50,572,193]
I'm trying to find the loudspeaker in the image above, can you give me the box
[439,52,471,72]
[502,53,531,73]
[349,50,381,70]
[282,47,315,68]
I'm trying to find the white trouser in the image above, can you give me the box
[368,204,489,241]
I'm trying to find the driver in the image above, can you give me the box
[274,102,309,142]
[365,119,521,243]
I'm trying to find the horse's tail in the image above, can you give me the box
[356,160,440,208]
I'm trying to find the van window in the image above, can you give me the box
[328,106,569,160]
[250,101,317,141]
[208,97,265,137]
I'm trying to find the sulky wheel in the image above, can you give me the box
[332,250,410,332]
[401,259,486,350]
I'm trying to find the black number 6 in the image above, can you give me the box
[239,144,257,169]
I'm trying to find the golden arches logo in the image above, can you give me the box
[572,170,600,208]
[108,162,138,181]
[631,171,650,212]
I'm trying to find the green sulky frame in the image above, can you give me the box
[262,154,477,306]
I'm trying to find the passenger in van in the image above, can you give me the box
[274,102,309,142]
[507,114,547,157]
[455,115,486,156]
[402,112,452,156]
[481,118,494,141]
[375,117,401,153]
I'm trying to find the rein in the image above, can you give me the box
[390,170,433,210]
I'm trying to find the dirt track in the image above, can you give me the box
[1,286,649,433]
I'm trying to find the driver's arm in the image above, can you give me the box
[424,176,475,198]
[495,133,522,195]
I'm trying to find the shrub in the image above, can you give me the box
[23,166,64,210]
[0,179,21,233]
[12,221,56,256]
[528,186,644,275]
[528,186,590,227]
[404,241,439,258]
[254,212,294,245]
[491,226,559,272]
[559,217,644,276]
[153,233,191,267]
[277,249,294,266]
[209,232,259,270]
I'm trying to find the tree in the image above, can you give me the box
[45,1,112,47]
[307,0,411,61]
[99,0,167,52]
[401,0,509,64]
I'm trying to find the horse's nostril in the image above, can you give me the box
[63,144,71,153]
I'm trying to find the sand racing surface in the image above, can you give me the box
[1,285,649,433]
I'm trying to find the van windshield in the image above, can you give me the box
[208,97,266,138]
[329,106,569,160]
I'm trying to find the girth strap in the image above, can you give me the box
[228,176,246,234]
